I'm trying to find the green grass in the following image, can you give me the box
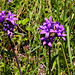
[0,0,75,75]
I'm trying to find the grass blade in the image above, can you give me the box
[67,26,73,66]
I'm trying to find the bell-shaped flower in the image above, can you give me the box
[38,16,66,47]
[6,10,18,25]
[0,10,6,23]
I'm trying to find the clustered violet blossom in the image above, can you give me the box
[0,10,18,38]
[38,16,66,47]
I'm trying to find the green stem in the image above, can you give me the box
[8,36,22,75]
[57,0,60,21]
[49,47,51,75]
[63,0,66,26]
[67,26,73,66]
[44,46,48,73]
[4,53,5,75]
[56,46,60,75]
[61,45,70,75]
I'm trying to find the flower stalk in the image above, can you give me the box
[8,36,22,75]
[37,16,67,75]
[0,10,21,75]
[49,47,51,75]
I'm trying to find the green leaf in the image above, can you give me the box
[17,20,22,24]
[0,62,4,67]
[51,54,58,65]
[51,60,56,71]
[67,26,73,66]
[71,14,74,20]
[14,66,20,75]
[51,54,58,71]
[26,26,30,30]
[22,18,29,25]
[1,50,14,57]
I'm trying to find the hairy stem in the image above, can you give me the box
[8,36,22,75]
[49,47,51,75]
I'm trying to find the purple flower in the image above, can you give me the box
[41,37,55,47]
[0,10,6,23]
[18,54,23,58]
[6,10,18,25]
[54,22,67,40]
[38,16,56,38]
[3,21,14,38]
[39,63,44,68]
[7,30,13,38]
[38,16,66,47]
[25,45,29,48]
[3,22,9,31]
[71,47,73,51]
[0,10,18,38]
[7,25,14,38]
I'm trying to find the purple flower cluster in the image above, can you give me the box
[38,16,66,47]
[0,10,18,38]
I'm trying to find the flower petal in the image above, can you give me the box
[50,29,54,33]
[8,10,12,15]
[48,42,52,47]
[49,16,52,22]
[56,21,59,25]
[62,37,66,40]
[46,33,49,38]
[57,33,61,36]
[59,25,65,30]
[13,14,17,16]
[54,24,59,29]
[11,20,15,25]
[1,10,6,15]
[40,30,46,34]
[41,37,45,40]
[62,34,67,36]
[13,18,18,20]
[43,41,46,45]
[47,24,51,28]
[43,22,46,26]
[3,27,7,31]
[7,30,10,35]
[6,18,9,20]
[10,32,13,38]
[44,18,50,23]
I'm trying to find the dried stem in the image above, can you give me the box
[8,36,22,75]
